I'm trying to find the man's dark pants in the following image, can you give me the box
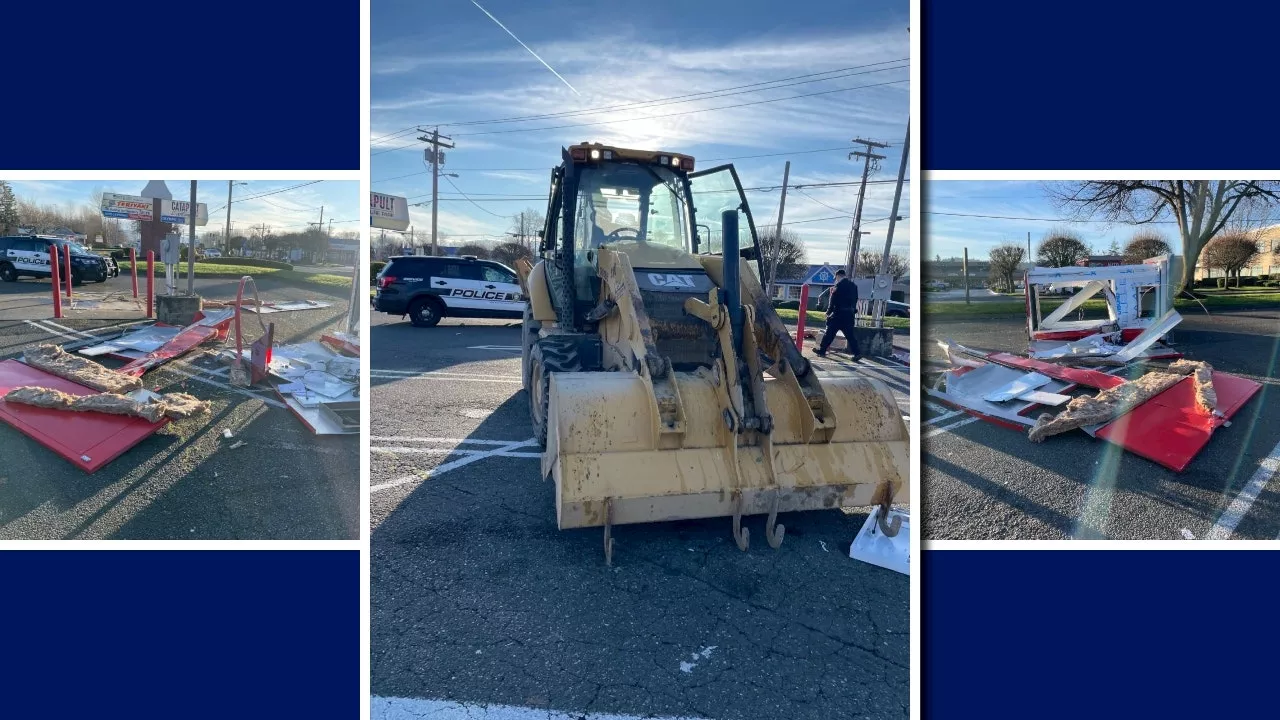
[818,310,860,355]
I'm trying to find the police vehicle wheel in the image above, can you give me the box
[71,271,84,287]
[0,263,15,282]
[408,297,441,328]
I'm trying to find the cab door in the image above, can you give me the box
[12,239,49,275]
[477,263,524,314]
[688,165,762,279]
[433,261,487,310]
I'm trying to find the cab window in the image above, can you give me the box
[482,266,515,284]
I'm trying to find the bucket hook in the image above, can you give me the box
[603,497,615,566]
[765,491,786,549]
[877,484,902,537]
[731,490,750,551]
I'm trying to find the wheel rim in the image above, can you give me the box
[415,302,435,323]
[531,358,546,425]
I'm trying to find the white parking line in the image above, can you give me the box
[924,415,980,440]
[42,320,103,339]
[925,409,963,426]
[1204,437,1280,539]
[371,697,703,720]
[371,438,538,493]
[371,372,523,384]
[24,320,82,341]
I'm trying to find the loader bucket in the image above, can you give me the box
[544,370,909,530]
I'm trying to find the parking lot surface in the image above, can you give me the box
[923,309,1280,540]
[0,274,359,540]
[370,313,910,720]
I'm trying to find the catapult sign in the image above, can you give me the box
[370,191,410,232]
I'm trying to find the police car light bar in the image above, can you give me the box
[568,143,694,171]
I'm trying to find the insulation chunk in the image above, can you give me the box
[3,386,210,422]
[23,344,142,393]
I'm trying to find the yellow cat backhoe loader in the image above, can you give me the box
[520,142,908,564]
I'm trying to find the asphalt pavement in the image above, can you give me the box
[0,274,359,540]
[370,313,910,720]
[923,309,1280,540]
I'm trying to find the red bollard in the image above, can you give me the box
[146,251,155,318]
[130,247,138,298]
[63,244,73,299]
[49,245,62,319]
[795,283,810,350]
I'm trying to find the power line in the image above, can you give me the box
[369,60,907,145]
[373,76,907,154]
[452,76,908,138]
[441,175,509,218]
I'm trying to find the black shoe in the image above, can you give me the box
[813,348,827,357]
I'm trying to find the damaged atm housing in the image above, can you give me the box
[1025,255,1176,343]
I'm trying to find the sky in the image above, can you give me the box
[370,0,910,266]
[7,180,361,239]
[925,180,1211,262]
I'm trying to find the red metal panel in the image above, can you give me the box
[985,353,1127,389]
[1030,329,1101,341]
[1096,372,1262,472]
[0,360,167,473]
[117,315,232,377]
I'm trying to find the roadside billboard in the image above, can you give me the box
[370,191,410,231]
[161,199,209,225]
[101,193,155,221]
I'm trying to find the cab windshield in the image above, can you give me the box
[573,164,690,253]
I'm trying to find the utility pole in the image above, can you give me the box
[225,180,234,254]
[766,161,791,299]
[879,121,909,276]
[845,137,888,276]
[187,181,197,295]
[1027,231,1032,263]
[418,126,455,256]
[963,247,970,305]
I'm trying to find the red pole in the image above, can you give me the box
[146,251,155,318]
[63,244,73,299]
[130,248,138,298]
[49,245,62,319]
[795,283,809,350]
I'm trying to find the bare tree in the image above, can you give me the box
[1202,232,1261,287]
[490,241,533,270]
[1047,180,1280,290]
[508,208,545,252]
[855,249,906,278]
[988,243,1025,292]
[455,242,490,259]
[1037,228,1090,267]
[1122,230,1173,264]
[757,228,808,290]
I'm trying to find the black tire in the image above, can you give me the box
[521,303,540,393]
[529,342,550,447]
[528,334,581,448]
[408,296,442,327]
[0,263,15,282]
[71,270,84,287]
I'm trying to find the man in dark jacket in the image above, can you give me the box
[815,269,860,359]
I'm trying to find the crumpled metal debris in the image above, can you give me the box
[4,386,209,422]
[1028,360,1216,442]
[24,344,142,394]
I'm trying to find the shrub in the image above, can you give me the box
[370,261,386,283]
[1217,277,1228,290]
[199,257,293,270]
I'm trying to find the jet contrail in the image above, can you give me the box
[469,0,580,96]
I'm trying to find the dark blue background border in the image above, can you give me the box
[3,2,358,169]
[923,1,1280,169]
[0,550,358,719]
[925,550,1280,717]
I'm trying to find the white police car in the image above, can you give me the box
[0,235,113,285]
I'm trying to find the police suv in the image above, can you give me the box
[374,255,524,327]
[0,235,114,285]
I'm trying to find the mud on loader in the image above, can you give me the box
[519,143,908,564]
